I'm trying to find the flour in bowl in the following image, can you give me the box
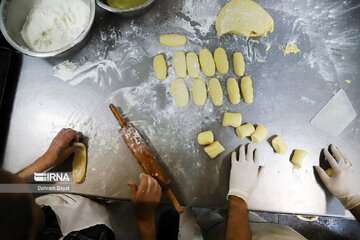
[21,0,90,52]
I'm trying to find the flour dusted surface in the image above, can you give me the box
[21,0,90,52]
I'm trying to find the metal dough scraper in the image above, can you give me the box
[311,89,357,137]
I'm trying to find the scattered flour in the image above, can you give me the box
[53,60,120,86]
[21,0,90,52]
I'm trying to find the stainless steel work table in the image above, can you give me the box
[2,0,360,218]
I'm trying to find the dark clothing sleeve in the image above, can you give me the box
[37,206,115,240]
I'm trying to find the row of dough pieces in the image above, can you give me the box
[155,34,300,82]
[154,47,246,80]
[169,76,253,108]
[198,112,308,170]
[153,47,245,80]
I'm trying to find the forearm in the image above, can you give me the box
[136,219,156,240]
[16,155,50,181]
[350,204,360,223]
[226,196,251,240]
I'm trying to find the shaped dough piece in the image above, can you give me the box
[214,47,229,74]
[227,78,240,104]
[291,150,308,169]
[233,52,245,77]
[216,0,274,38]
[186,52,200,78]
[153,55,167,80]
[193,78,207,106]
[159,34,187,47]
[198,131,214,145]
[209,78,223,106]
[199,49,216,77]
[170,78,189,107]
[223,112,242,127]
[72,142,87,183]
[325,168,333,177]
[241,76,253,104]
[271,135,288,154]
[251,125,268,143]
[173,51,187,78]
[236,123,255,139]
[204,141,225,158]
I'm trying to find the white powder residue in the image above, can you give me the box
[262,0,360,82]
[301,96,316,105]
[180,0,221,36]
[21,0,90,52]
[53,60,121,86]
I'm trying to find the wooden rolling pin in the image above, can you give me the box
[109,104,183,213]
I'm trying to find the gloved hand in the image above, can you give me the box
[228,144,264,203]
[315,145,360,210]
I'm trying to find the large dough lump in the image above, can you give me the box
[271,136,288,154]
[173,51,187,78]
[223,112,242,127]
[170,78,189,107]
[186,52,200,78]
[214,47,229,74]
[153,55,167,80]
[198,131,214,145]
[209,78,223,106]
[241,76,253,104]
[227,78,241,104]
[159,34,187,47]
[204,141,225,158]
[291,150,307,169]
[199,49,216,77]
[193,78,207,106]
[251,125,268,143]
[236,123,255,139]
[233,52,245,77]
[216,0,274,38]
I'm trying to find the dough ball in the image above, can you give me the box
[159,34,187,47]
[241,76,253,104]
[173,51,187,78]
[227,78,240,105]
[153,55,167,80]
[233,52,245,77]
[214,47,229,74]
[169,78,189,107]
[198,131,214,145]
[209,78,223,106]
[216,0,274,38]
[325,168,333,177]
[223,112,242,127]
[186,52,200,78]
[193,78,207,106]
[251,125,268,143]
[271,136,288,154]
[236,123,255,139]
[291,150,307,169]
[199,48,216,77]
[204,141,225,158]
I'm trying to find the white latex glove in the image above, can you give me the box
[315,145,360,210]
[228,144,264,203]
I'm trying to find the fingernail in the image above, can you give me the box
[75,147,82,152]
